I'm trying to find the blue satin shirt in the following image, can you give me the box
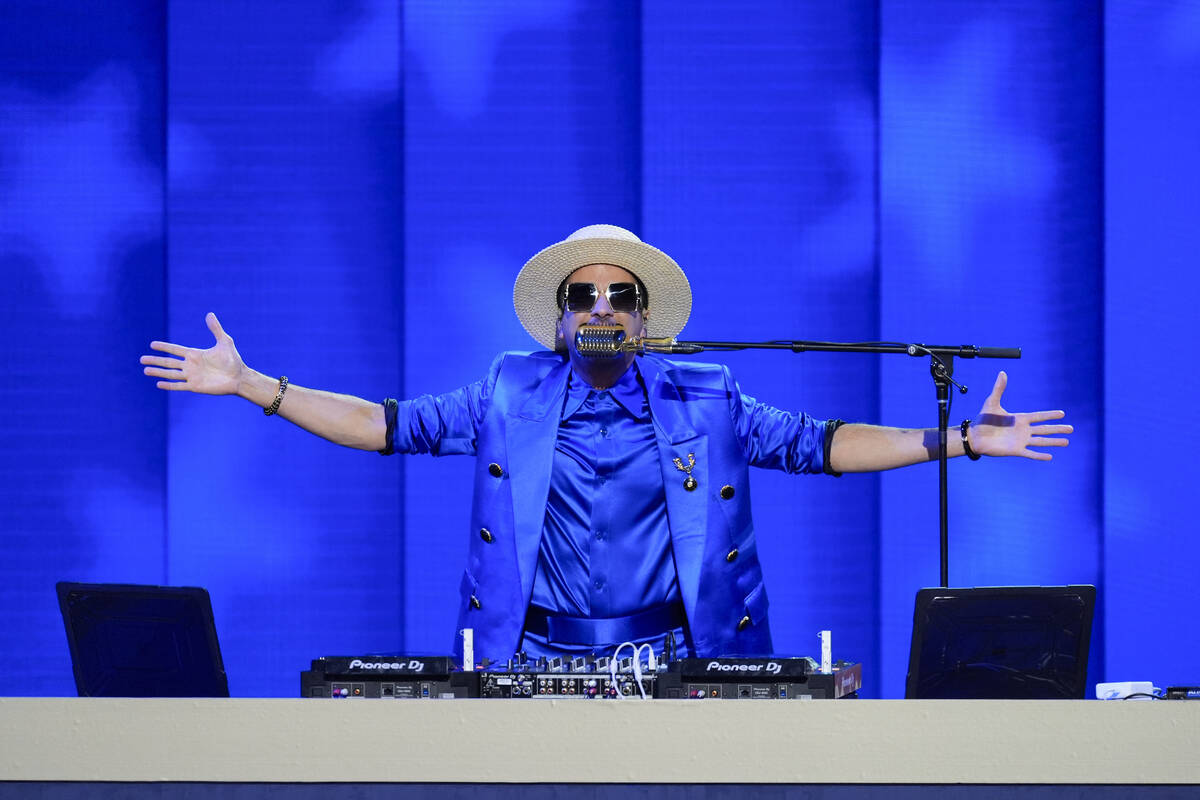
[531,362,679,619]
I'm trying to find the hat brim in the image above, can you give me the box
[513,237,692,350]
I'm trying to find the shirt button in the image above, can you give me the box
[726,548,739,563]
[480,528,494,543]
[595,531,604,541]
[488,462,503,478]
[594,579,604,589]
[599,427,608,437]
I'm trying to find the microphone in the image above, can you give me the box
[574,325,626,357]
[574,325,705,357]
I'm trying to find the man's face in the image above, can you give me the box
[556,263,648,358]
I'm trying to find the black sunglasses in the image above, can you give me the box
[561,282,643,314]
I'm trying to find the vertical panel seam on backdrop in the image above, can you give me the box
[397,3,407,650]
[634,0,644,235]
[162,1,171,586]
[871,0,884,688]
[1095,0,1107,684]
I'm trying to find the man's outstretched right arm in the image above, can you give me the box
[140,312,386,451]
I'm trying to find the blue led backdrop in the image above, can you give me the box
[2,0,1196,697]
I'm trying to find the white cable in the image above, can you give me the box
[638,642,657,673]
[630,646,645,699]
[633,643,656,699]
[609,642,631,700]
[607,642,657,700]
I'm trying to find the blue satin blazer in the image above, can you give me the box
[388,351,834,661]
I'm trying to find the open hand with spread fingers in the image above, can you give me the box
[140,312,246,396]
[966,371,1072,460]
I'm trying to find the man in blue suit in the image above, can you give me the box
[142,225,1071,662]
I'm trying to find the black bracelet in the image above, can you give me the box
[960,419,981,460]
[264,376,289,416]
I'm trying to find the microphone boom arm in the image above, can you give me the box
[582,326,1023,589]
[623,337,1021,360]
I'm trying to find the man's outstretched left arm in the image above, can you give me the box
[828,371,1072,473]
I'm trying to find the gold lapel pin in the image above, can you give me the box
[672,453,698,491]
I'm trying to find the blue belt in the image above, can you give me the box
[524,602,686,647]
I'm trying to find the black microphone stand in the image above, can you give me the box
[643,338,1021,588]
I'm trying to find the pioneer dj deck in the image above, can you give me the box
[302,655,861,700]
[301,656,476,699]
[656,657,861,699]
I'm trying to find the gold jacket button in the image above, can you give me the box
[488,462,504,478]
[480,528,494,543]
[726,548,739,563]
[720,484,735,500]
[737,614,751,631]
[470,595,481,609]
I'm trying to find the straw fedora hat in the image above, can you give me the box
[513,224,692,350]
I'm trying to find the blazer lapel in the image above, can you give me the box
[505,359,571,604]
[640,357,708,618]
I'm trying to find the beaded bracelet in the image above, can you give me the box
[960,418,981,460]
[264,376,289,416]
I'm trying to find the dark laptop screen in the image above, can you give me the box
[905,585,1095,699]
[57,582,229,697]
